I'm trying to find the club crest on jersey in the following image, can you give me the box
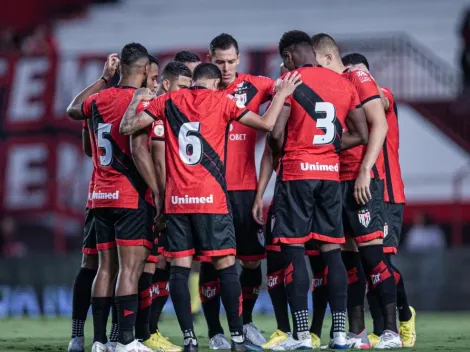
[257,228,265,247]
[358,209,371,228]
[355,70,371,83]
[234,93,247,106]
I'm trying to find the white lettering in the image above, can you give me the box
[300,162,339,172]
[5,145,48,209]
[229,133,247,141]
[91,190,120,200]
[9,58,49,121]
[53,58,103,116]
[171,194,214,205]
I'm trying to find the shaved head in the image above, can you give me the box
[311,33,339,55]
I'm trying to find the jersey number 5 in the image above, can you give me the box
[313,102,336,145]
[97,123,113,166]
[178,122,203,165]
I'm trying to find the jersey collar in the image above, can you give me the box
[117,85,137,89]
[189,86,208,90]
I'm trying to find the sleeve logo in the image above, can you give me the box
[355,70,371,83]
[142,101,150,108]
[153,124,164,137]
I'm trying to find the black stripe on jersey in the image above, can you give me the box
[293,83,343,154]
[382,139,395,203]
[236,81,258,107]
[91,101,148,198]
[361,95,380,105]
[151,137,164,141]
[164,99,229,197]
[393,101,398,119]
[144,109,158,120]
[235,110,249,121]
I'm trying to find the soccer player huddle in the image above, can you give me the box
[66,31,415,352]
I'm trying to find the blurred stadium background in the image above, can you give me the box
[1,0,470,331]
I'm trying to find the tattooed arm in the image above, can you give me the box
[120,88,156,135]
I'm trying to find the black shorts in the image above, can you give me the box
[228,190,266,261]
[272,179,344,245]
[383,203,404,254]
[164,213,236,258]
[82,208,98,255]
[342,179,385,243]
[94,200,154,250]
[265,204,281,252]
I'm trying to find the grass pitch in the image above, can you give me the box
[0,313,469,351]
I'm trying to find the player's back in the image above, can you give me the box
[154,87,245,214]
[281,65,359,182]
[83,86,148,209]
[381,87,405,203]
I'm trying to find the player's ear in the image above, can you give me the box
[326,53,333,65]
[162,79,170,93]
[236,53,240,65]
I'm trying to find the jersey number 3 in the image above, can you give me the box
[178,122,203,165]
[313,102,336,145]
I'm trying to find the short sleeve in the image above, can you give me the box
[81,94,97,118]
[143,95,167,121]
[149,120,165,141]
[254,75,275,102]
[349,86,361,110]
[224,94,249,122]
[349,71,381,105]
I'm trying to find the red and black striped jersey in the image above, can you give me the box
[82,86,152,209]
[381,87,405,204]
[143,87,249,214]
[340,69,385,181]
[221,73,274,191]
[278,65,360,182]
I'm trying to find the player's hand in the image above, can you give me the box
[102,53,119,82]
[354,169,372,205]
[134,87,156,101]
[275,71,302,97]
[252,197,265,225]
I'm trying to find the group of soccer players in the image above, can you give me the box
[65,30,416,352]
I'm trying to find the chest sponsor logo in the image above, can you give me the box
[91,190,119,200]
[228,123,247,141]
[300,162,339,172]
[171,194,214,205]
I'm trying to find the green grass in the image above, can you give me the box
[0,313,469,351]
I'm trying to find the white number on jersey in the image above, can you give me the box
[97,123,112,166]
[178,122,203,165]
[313,102,336,145]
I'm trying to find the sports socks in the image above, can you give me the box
[359,245,398,333]
[386,255,412,322]
[109,303,119,343]
[240,265,262,325]
[91,296,113,344]
[218,264,244,342]
[71,267,96,338]
[149,265,170,333]
[170,266,196,345]
[282,245,310,341]
[267,251,291,333]
[199,262,224,338]
[115,294,139,345]
[342,251,366,334]
[135,272,153,341]
[308,255,328,337]
[321,249,347,336]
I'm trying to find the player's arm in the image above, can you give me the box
[342,98,369,150]
[120,88,158,135]
[151,139,166,219]
[66,54,118,120]
[238,72,301,132]
[130,130,158,195]
[82,121,92,158]
[252,139,274,225]
[267,105,289,156]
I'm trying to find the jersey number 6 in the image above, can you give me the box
[313,102,336,146]
[178,122,203,165]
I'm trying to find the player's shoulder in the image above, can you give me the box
[380,86,394,100]
[239,72,274,84]
[343,69,373,85]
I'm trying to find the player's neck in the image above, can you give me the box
[220,74,237,88]
[118,76,140,89]
[331,61,346,74]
